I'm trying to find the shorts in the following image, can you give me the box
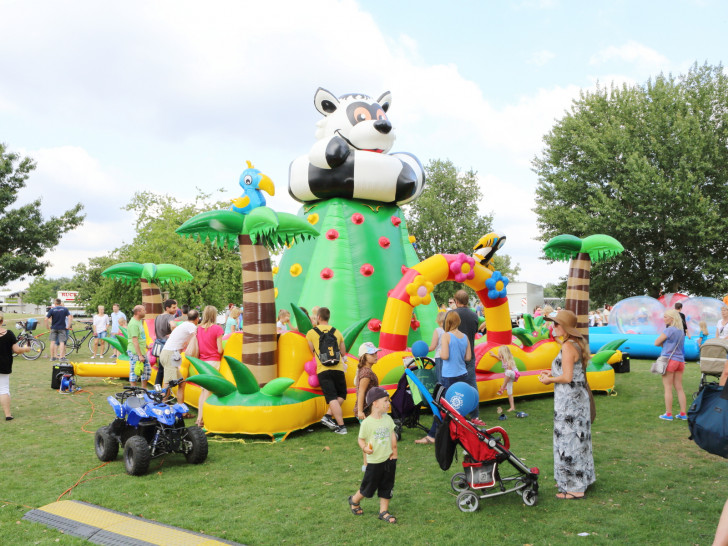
[318,370,347,403]
[359,459,396,499]
[127,350,151,382]
[50,330,68,344]
[0,374,9,396]
[95,331,108,339]
[666,359,685,373]
[159,349,181,387]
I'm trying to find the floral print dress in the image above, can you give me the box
[551,342,595,493]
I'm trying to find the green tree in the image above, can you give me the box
[0,143,84,284]
[24,276,74,306]
[405,159,517,305]
[70,189,247,316]
[544,280,567,300]
[533,63,728,301]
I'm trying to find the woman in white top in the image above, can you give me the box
[716,306,728,339]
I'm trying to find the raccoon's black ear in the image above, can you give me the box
[377,91,392,112]
[315,87,339,115]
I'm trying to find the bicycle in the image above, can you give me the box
[15,319,45,360]
[67,322,110,357]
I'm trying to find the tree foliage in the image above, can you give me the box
[533,63,728,301]
[73,189,244,314]
[0,143,84,285]
[405,159,519,305]
[24,276,74,306]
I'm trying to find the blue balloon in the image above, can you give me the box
[411,340,429,358]
[445,382,479,416]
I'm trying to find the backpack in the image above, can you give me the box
[314,327,341,367]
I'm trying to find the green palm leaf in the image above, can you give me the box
[260,377,295,397]
[224,356,260,394]
[580,234,624,263]
[290,304,312,333]
[342,317,372,354]
[187,356,225,378]
[543,234,583,261]
[245,210,319,251]
[185,374,237,397]
[101,262,145,285]
[176,210,245,249]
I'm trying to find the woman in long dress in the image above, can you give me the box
[539,310,595,499]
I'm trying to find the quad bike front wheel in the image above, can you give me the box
[182,426,208,464]
[94,426,119,461]
[124,435,151,476]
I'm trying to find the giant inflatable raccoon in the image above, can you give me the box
[288,88,425,205]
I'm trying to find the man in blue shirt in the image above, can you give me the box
[45,298,72,361]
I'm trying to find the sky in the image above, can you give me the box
[1,0,726,295]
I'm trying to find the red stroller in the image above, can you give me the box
[413,375,540,512]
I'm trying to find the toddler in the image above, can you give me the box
[494,346,519,412]
[276,309,291,334]
[348,387,398,524]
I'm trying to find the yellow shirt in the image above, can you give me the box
[306,325,345,374]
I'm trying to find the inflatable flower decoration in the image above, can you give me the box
[450,253,476,283]
[485,270,509,300]
[406,275,434,306]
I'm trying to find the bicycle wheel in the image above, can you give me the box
[66,333,77,352]
[88,336,110,356]
[19,338,43,360]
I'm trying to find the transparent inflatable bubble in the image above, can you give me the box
[680,297,725,336]
[607,296,664,334]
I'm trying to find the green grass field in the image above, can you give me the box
[1,314,725,544]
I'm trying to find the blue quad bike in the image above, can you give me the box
[94,380,208,475]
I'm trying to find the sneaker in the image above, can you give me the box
[470,417,486,427]
[498,414,507,421]
[676,413,688,421]
[334,425,348,435]
[320,414,337,430]
[90,355,95,359]
[516,412,528,418]
[659,413,674,421]
[50,357,58,362]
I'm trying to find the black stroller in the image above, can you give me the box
[390,356,436,440]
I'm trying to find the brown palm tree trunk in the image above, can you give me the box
[239,234,277,385]
[140,279,163,319]
[565,252,591,344]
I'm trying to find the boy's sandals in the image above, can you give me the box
[414,436,435,444]
[378,511,397,524]
[348,496,363,515]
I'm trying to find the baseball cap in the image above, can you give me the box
[365,387,389,407]
[358,342,380,357]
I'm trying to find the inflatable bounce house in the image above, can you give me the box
[74,88,620,440]
[590,294,725,360]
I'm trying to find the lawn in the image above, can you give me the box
[1,314,725,544]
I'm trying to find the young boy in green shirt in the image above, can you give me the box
[348,387,398,523]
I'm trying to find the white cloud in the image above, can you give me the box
[589,40,670,71]
[528,50,556,66]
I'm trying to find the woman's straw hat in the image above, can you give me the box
[544,309,583,338]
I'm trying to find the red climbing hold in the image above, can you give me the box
[360,264,374,276]
[351,213,365,225]
[379,236,390,248]
[326,229,339,240]
[391,216,401,227]
[321,268,334,279]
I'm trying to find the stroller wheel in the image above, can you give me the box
[522,489,538,506]
[451,472,469,493]
[457,490,479,513]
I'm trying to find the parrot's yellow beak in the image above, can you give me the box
[257,174,275,196]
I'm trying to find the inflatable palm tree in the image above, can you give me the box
[102,262,193,319]
[176,203,318,385]
[543,234,623,342]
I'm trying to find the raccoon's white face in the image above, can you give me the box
[316,92,396,153]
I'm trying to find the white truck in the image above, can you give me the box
[506,282,544,326]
